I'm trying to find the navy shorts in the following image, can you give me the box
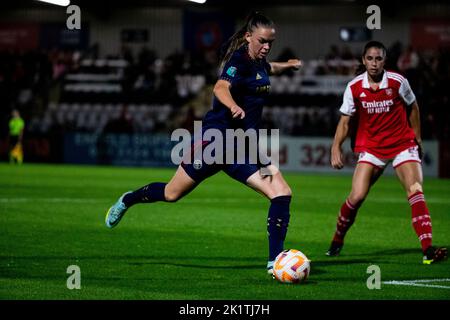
[180,138,269,184]
[181,161,261,184]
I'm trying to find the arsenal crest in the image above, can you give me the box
[385,88,393,96]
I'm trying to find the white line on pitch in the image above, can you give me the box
[399,278,450,283]
[383,278,450,290]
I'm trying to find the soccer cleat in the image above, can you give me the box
[423,246,448,265]
[326,241,344,257]
[105,191,132,228]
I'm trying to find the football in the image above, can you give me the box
[273,249,311,284]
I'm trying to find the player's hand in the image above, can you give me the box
[230,105,245,119]
[288,59,302,70]
[331,146,344,170]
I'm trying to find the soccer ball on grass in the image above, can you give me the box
[273,249,310,284]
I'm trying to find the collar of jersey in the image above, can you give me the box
[362,70,388,90]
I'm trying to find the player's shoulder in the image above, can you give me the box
[347,73,365,86]
[386,70,408,85]
[346,73,365,92]
[228,46,249,64]
[221,48,249,77]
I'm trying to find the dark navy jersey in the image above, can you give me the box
[203,45,271,131]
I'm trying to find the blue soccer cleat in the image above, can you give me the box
[105,191,132,228]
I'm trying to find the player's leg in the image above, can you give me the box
[9,145,15,163]
[246,164,292,198]
[16,143,23,164]
[244,165,292,273]
[105,135,223,228]
[9,137,18,164]
[326,162,383,256]
[124,165,198,205]
[105,165,197,228]
[395,159,448,264]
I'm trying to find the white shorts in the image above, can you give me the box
[357,146,421,169]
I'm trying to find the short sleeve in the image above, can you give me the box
[339,84,356,116]
[399,78,416,105]
[219,53,245,86]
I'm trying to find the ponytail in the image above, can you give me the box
[219,26,247,71]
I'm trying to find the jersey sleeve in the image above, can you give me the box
[219,53,245,86]
[339,83,356,116]
[399,78,416,105]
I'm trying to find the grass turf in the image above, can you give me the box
[0,163,449,300]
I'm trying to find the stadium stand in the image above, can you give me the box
[1,44,448,139]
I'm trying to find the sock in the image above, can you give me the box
[409,191,433,252]
[122,182,167,207]
[332,199,361,244]
[267,195,291,261]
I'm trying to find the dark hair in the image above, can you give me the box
[362,41,387,57]
[219,12,275,70]
[355,40,387,75]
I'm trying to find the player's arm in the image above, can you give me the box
[269,59,302,75]
[399,77,423,158]
[408,100,423,158]
[331,114,350,170]
[213,79,245,119]
[332,83,355,169]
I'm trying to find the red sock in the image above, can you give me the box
[332,199,360,244]
[409,191,432,252]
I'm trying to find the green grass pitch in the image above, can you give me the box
[0,163,449,300]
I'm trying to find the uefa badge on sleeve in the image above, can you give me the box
[226,66,237,77]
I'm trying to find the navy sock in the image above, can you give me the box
[122,182,167,207]
[267,195,291,261]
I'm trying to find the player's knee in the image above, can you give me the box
[272,185,292,198]
[408,182,423,195]
[164,190,181,203]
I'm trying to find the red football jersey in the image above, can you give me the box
[340,70,417,158]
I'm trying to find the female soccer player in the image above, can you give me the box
[326,41,447,264]
[105,12,302,274]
